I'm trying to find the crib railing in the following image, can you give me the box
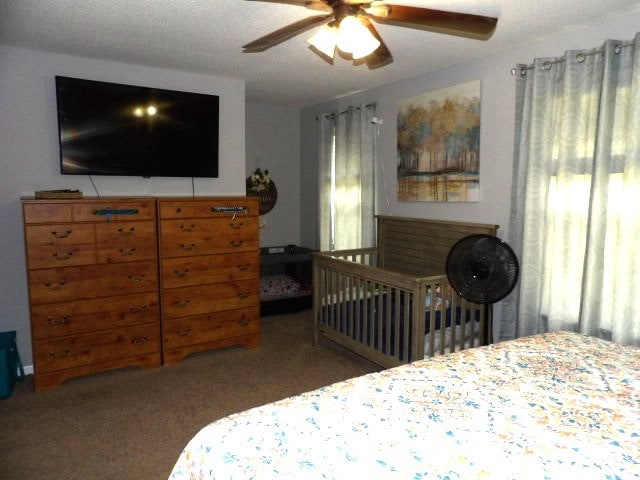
[313,249,490,368]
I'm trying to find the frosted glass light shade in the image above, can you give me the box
[307,25,338,58]
[336,16,380,59]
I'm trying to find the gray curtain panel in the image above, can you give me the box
[502,33,640,346]
[318,104,376,251]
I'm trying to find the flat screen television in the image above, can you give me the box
[55,76,219,178]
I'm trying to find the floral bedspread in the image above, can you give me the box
[168,332,640,479]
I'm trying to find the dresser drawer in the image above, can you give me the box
[29,261,158,304]
[25,223,97,269]
[163,307,259,350]
[26,243,97,269]
[34,323,160,374]
[96,221,157,263]
[162,279,259,319]
[160,217,259,257]
[30,292,159,340]
[25,223,96,246]
[23,203,73,224]
[72,200,156,222]
[161,252,258,289]
[159,198,259,219]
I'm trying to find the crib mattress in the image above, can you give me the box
[168,331,640,479]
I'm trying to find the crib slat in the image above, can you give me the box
[449,286,458,353]
[376,282,383,355]
[354,277,361,342]
[386,286,392,358]
[393,288,400,361]
[402,290,410,362]
[458,294,466,352]
[362,280,374,348]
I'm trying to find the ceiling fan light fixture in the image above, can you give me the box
[307,24,338,58]
[336,15,380,58]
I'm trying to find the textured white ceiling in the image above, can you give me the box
[1,0,639,107]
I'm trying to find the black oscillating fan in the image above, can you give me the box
[446,234,519,304]
[445,234,519,344]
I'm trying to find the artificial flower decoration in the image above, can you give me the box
[247,168,272,192]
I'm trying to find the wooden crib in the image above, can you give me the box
[313,216,499,368]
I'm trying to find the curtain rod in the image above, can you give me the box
[316,102,377,120]
[511,40,634,76]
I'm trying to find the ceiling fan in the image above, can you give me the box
[242,0,498,69]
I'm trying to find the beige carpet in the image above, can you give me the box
[0,310,379,480]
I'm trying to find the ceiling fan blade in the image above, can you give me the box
[366,5,497,40]
[244,0,332,12]
[243,14,334,52]
[355,18,393,70]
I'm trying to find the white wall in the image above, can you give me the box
[245,103,301,247]
[0,45,246,366]
[299,12,640,336]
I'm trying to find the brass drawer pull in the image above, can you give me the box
[179,224,195,232]
[128,274,146,282]
[128,304,148,313]
[117,227,136,235]
[53,251,73,261]
[176,328,192,337]
[118,247,137,256]
[47,315,68,326]
[51,229,72,239]
[45,280,66,290]
[230,240,244,248]
[49,349,70,359]
[236,290,250,299]
[238,318,250,327]
[173,268,189,277]
[174,299,191,308]
[229,221,244,230]
[131,336,148,345]
[179,243,196,251]
[237,263,250,271]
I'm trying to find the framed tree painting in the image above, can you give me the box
[397,80,481,202]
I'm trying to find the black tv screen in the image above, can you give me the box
[55,76,219,178]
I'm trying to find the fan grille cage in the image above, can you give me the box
[445,234,519,304]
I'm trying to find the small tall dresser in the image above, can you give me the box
[158,197,261,364]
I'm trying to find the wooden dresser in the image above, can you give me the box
[22,197,161,392]
[158,197,261,364]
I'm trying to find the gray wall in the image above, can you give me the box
[299,12,640,336]
[245,103,301,247]
[0,46,246,367]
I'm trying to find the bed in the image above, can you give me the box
[313,216,499,368]
[168,331,640,479]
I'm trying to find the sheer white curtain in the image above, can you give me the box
[503,33,640,346]
[318,104,376,251]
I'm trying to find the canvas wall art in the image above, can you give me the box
[397,80,481,202]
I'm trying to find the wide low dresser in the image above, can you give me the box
[21,196,260,391]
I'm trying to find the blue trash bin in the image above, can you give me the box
[0,331,25,399]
